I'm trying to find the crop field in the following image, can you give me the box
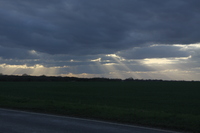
[0,81,200,132]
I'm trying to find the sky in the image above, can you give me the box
[0,0,200,81]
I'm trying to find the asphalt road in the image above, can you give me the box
[0,108,180,133]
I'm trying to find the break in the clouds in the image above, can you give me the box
[0,0,200,80]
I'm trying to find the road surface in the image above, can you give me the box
[0,108,180,133]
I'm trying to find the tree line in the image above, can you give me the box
[0,73,167,82]
[0,73,122,82]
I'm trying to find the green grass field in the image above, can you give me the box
[0,81,200,132]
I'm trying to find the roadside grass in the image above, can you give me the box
[0,81,200,132]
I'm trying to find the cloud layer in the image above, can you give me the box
[1,0,200,56]
[0,0,200,80]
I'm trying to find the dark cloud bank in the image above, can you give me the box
[0,0,200,57]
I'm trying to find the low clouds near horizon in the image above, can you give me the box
[0,0,200,80]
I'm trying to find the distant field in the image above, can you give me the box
[0,81,200,132]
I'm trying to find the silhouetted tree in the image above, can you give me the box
[22,73,29,76]
[125,77,134,81]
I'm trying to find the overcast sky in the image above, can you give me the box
[0,0,200,80]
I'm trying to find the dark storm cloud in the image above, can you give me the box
[0,46,39,59]
[1,0,200,57]
[118,45,190,59]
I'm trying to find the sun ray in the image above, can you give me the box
[139,55,194,80]
[105,54,139,78]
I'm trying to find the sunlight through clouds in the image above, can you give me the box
[90,58,101,62]
[62,73,97,78]
[174,43,200,50]
[1,1,200,81]
[137,54,195,80]
[0,64,61,76]
[29,50,38,55]
[104,54,136,78]
[142,56,192,66]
